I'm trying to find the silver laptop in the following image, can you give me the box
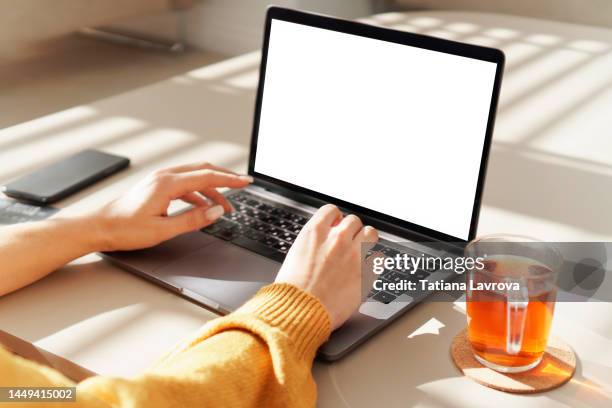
[102,7,504,360]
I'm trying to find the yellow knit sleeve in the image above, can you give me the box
[0,283,332,408]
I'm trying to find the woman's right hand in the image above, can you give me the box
[275,204,378,330]
[88,162,252,252]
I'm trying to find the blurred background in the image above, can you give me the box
[4,0,611,130]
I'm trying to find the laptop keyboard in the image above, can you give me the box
[200,190,436,304]
[201,191,308,262]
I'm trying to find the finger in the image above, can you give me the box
[354,226,379,249]
[335,214,363,240]
[180,192,210,207]
[162,162,238,175]
[169,170,253,198]
[164,205,225,237]
[307,204,343,230]
[201,187,233,212]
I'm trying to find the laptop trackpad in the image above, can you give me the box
[153,240,281,311]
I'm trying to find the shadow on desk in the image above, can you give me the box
[315,301,467,407]
[315,300,612,408]
[0,330,95,381]
[0,256,210,354]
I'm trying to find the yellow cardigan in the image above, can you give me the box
[0,283,331,407]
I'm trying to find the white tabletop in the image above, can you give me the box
[1,10,612,407]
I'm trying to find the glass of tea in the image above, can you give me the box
[464,235,562,373]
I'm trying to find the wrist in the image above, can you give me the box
[78,211,117,253]
[237,283,331,360]
[38,215,104,255]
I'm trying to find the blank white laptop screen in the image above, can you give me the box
[254,19,498,240]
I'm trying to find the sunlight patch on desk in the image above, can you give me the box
[422,30,459,40]
[569,377,612,399]
[208,84,241,94]
[568,39,611,54]
[444,22,479,34]
[501,41,543,70]
[525,33,563,46]
[34,302,205,377]
[528,86,612,164]
[407,318,445,339]
[0,106,97,146]
[169,76,197,86]
[483,27,520,40]
[461,35,500,47]
[523,124,612,175]
[409,17,442,29]
[496,51,612,145]
[500,48,590,109]
[186,52,260,81]
[35,303,149,359]
[372,12,411,25]
[99,128,196,157]
[0,117,146,181]
[224,70,259,90]
[390,23,419,33]
[417,377,512,406]
[104,130,247,171]
[478,205,603,241]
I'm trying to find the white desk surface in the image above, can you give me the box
[1,11,612,408]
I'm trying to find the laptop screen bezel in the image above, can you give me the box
[248,6,505,244]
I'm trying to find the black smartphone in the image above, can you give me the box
[2,149,130,204]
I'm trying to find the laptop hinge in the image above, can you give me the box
[248,179,465,255]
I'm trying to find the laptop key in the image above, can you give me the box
[216,229,239,241]
[253,222,268,232]
[273,241,291,253]
[280,232,296,243]
[288,223,302,234]
[257,203,273,212]
[381,271,404,283]
[270,208,289,218]
[380,281,407,296]
[201,219,234,234]
[373,291,396,304]
[415,270,429,280]
[201,224,222,234]
[268,227,283,237]
[262,236,279,247]
[290,214,307,225]
[382,247,400,257]
[241,218,256,227]
[262,215,279,224]
[244,229,264,241]
[274,219,290,228]
[230,194,248,203]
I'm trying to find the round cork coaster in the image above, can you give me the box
[450,329,576,394]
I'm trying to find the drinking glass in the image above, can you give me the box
[464,235,562,373]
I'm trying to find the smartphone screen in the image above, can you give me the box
[2,149,130,204]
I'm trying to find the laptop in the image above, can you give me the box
[102,7,504,361]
